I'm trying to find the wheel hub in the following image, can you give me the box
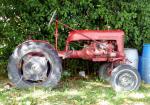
[31,64,41,73]
[118,72,134,87]
[22,56,48,82]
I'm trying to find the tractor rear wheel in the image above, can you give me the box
[110,64,141,92]
[7,40,62,88]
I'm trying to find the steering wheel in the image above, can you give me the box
[48,10,57,27]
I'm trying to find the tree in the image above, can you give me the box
[0,0,150,73]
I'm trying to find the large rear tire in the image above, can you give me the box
[110,64,141,92]
[7,40,62,88]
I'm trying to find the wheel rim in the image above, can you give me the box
[19,52,51,84]
[116,69,138,91]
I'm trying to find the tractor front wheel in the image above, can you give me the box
[110,64,141,92]
[7,40,62,88]
[98,63,111,82]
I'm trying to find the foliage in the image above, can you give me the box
[0,0,150,73]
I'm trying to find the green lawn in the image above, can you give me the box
[0,76,150,105]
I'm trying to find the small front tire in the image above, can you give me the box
[110,64,141,92]
[98,63,111,82]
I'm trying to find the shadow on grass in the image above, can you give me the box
[0,76,150,105]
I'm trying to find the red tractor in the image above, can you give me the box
[7,11,141,91]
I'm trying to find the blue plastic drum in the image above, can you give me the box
[142,44,150,83]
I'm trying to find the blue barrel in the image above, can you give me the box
[142,44,150,83]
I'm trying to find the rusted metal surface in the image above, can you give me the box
[58,30,125,62]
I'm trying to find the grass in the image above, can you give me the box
[0,76,150,105]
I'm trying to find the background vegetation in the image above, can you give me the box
[0,0,150,74]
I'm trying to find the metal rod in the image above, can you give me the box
[56,20,97,42]
[55,18,58,50]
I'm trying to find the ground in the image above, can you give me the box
[0,76,150,105]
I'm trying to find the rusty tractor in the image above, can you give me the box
[7,11,141,91]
